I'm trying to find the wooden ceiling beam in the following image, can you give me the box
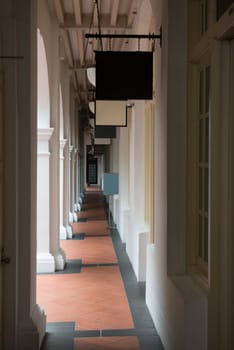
[127,0,137,26]
[54,0,64,25]
[73,0,82,26]
[62,30,73,67]
[76,30,85,66]
[93,0,101,27]
[62,14,129,30]
[110,0,120,26]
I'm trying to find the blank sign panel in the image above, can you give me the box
[95,100,127,126]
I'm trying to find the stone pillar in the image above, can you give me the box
[50,131,66,270]
[71,147,79,221]
[73,147,79,210]
[37,128,55,273]
[64,142,73,238]
[60,139,67,239]
[69,145,74,213]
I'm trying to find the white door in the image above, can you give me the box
[0,66,4,349]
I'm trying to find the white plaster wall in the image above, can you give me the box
[109,131,120,225]
[118,126,129,239]
[117,0,152,279]
[1,1,46,348]
[97,154,104,187]
[110,133,119,173]
[126,111,137,270]
[37,31,50,129]
[38,0,65,270]
[145,1,208,349]
[127,101,146,280]
[129,101,145,226]
[60,62,71,229]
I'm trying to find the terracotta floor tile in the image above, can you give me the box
[72,220,110,236]
[37,266,134,331]
[81,202,104,210]
[78,208,106,220]
[60,236,117,264]
[86,186,101,192]
[37,189,165,350]
[74,336,140,350]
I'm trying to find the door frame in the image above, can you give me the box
[0,61,4,350]
[87,155,98,185]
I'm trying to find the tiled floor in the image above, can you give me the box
[71,220,110,236]
[60,236,117,264]
[77,208,106,220]
[38,186,164,350]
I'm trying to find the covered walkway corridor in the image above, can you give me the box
[0,1,234,350]
[38,186,164,349]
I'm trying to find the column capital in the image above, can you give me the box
[60,139,67,159]
[60,138,67,150]
[37,128,54,142]
[73,147,79,157]
[37,128,54,154]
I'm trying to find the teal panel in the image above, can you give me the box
[103,173,119,195]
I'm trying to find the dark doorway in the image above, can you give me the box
[87,156,98,184]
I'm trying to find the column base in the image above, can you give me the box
[59,247,66,260]
[17,304,46,350]
[37,252,55,273]
[31,303,47,348]
[73,211,78,222]
[69,212,73,223]
[66,224,73,239]
[137,229,149,282]
[60,225,67,239]
[54,248,66,271]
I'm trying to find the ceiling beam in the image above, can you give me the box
[127,0,137,26]
[73,0,82,26]
[76,30,85,66]
[62,14,130,30]
[71,73,77,90]
[110,0,120,26]
[54,0,64,25]
[70,61,95,71]
[62,30,73,67]
[120,37,130,51]
[93,0,101,27]
[91,27,100,52]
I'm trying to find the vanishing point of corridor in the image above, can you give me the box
[37,186,164,350]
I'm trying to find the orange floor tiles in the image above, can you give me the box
[38,185,164,350]
[60,236,117,264]
[74,336,140,350]
[77,208,106,220]
[71,220,110,236]
[37,266,134,330]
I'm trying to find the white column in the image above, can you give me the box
[50,133,66,271]
[64,142,72,238]
[73,147,79,212]
[74,148,79,206]
[70,147,78,222]
[60,139,67,239]
[37,128,55,273]
[69,145,74,212]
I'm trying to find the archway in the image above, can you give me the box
[36,28,55,272]
[59,85,67,239]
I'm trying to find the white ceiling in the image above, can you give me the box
[47,0,144,109]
